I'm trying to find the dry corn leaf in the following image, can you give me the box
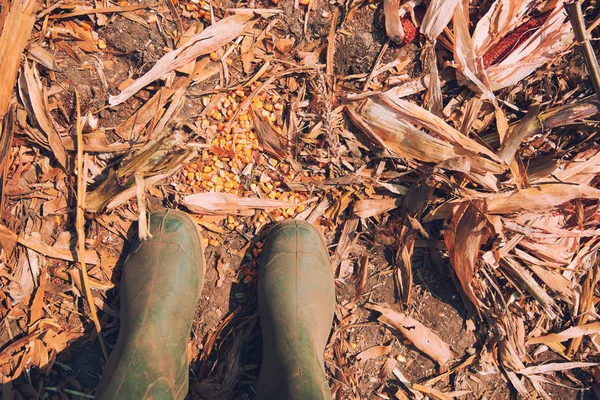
[18,233,101,265]
[419,0,459,40]
[395,177,436,303]
[484,183,600,215]
[28,43,61,72]
[452,2,494,99]
[29,266,47,325]
[528,322,600,345]
[383,95,499,161]
[115,77,192,140]
[432,183,600,219]
[8,240,42,305]
[444,201,489,310]
[366,303,457,365]
[87,131,194,212]
[501,256,558,319]
[526,263,573,300]
[384,0,405,42]
[110,13,256,106]
[183,192,296,216]
[551,147,600,185]
[353,198,400,218]
[18,62,67,168]
[61,20,98,53]
[347,96,503,176]
[0,105,16,210]
[411,384,452,400]
[251,108,287,159]
[356,342,393,362]
[497,105,540,164]
[0,222,17,256]
[0,0,38,119]
[519,361,597,376]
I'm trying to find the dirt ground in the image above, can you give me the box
[2,0,600,399]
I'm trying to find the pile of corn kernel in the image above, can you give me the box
[180,89,310,233]
[241,241,263,284]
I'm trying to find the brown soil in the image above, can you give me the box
[2,1,596,399]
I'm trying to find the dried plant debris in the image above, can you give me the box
[1,0,600,398]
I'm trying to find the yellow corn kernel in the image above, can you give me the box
[209,52,219,61]
[209,238,219,247]
[274,102,284,111]
[235,89,245,97]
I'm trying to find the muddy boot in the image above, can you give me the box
[96,210,205,400]
[256,220,335,400]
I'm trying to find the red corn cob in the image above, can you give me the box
[400,6,426,46]
[481,11,551,68]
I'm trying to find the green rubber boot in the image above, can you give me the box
[96,210,205,400]
[256,220,335,400]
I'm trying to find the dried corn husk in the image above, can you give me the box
[346,95,503,178]
[384,0,405,42]
[454,0,573,91]
[528,322,600,345]
[419,0,459,40]
[419,0,460,113]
